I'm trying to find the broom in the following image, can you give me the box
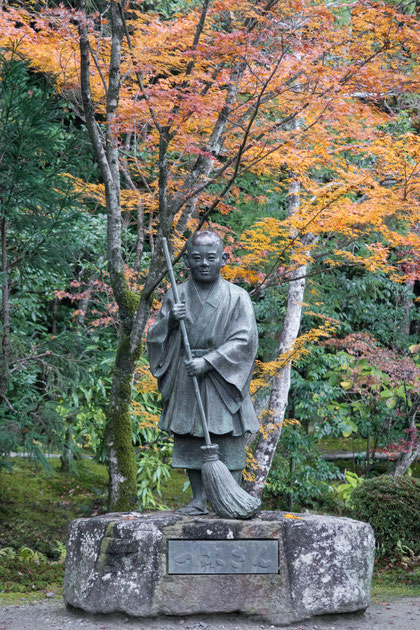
[162,237,260,519]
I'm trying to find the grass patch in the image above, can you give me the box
[0,591,60,606]
[0,457,108,559]
[0,556,64,593]
[319,437,368,453]
[160,468,190,508]
[372,565,420,601]
[371,582,420,601]
[0,457,108,598]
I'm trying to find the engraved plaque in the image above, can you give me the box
[168,540,278,574]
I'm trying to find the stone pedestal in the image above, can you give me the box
[63,511,375,626]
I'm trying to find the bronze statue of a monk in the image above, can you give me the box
[147,230,259,515]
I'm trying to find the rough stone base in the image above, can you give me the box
[63,511,375,626]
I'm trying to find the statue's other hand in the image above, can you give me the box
[184,358,210,377]
[169,301,186,325]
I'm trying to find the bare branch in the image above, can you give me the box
[3,395,17,413]
[118,4,162,133]
[185,0,211,78]
[120,158,144,270]
[87,39,108,95]
[78,2,114,190]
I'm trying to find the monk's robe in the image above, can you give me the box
[147,277,259,471]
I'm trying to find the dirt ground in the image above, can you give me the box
[0,597,419,630]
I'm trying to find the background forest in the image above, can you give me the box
[0,0,419,599]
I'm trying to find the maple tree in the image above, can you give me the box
[1,0,419,509]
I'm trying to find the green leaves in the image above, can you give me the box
[0,54,109,469]
[340,420,358,438]
[335,470,364,506]
[136,448,171,510]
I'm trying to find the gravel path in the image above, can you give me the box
[0,598,419,630]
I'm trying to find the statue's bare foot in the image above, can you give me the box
[177,499,208,515]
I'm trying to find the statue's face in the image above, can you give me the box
[185,240,228,284]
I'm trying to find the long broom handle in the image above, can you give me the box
[162,238,212,448]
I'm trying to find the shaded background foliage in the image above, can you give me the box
[0,1,419,574]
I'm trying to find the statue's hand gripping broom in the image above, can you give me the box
[162,238,260,519]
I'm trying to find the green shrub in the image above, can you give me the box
[351,475,420,559]
[265,450,343,512]
[263,423,345,512]
[0,557,64,593]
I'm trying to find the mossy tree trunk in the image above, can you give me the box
[106,334,140,511]
[79,1,141,509]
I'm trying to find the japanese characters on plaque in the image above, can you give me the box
[167,540,278,575]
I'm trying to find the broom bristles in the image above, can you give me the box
[201,455,261,519]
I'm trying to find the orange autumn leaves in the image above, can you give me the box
[1,1,418,200]
[223,127,420,286]
[0,2,419,383]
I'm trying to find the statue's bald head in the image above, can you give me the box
[184,230,228,284]
[187,230,223,253]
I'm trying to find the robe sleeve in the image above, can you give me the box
[204,288,257,397]
[147,289,182,402]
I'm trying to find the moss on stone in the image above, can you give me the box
[96,521,115,570]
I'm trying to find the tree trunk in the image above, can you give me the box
[60,425,74,473]
[395,282,414,339]
[391,443,419,476]
[78,0,178,510]
[78,0,140,510]
[0,215,10,402]
[245,177,309,499]
[106,331,140,510]
[77,276,95,328]
[51,297,58,335]
[409,280,420,337]
[389,411,419,477]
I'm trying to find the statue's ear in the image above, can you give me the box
[183,251,190,268]
[221,251,229,267]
